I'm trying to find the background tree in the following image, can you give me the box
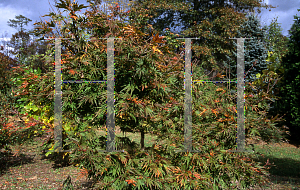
[7,15,49,72]
[263,16,289,95]
[228,13,268,86]
[7,15,32,32]
[261,16,289,132]
[264,17,289,62]
[0,32,11,57]
[0,14,60,154]
[0,46,39,152]
[269,9,300,144]
[0,52,17,114]
[129,0,276,80]
[7,15,33,63]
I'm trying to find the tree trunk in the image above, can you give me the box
[141,129,145,150]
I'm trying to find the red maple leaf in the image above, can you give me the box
[125,179,136,186]
[69,69,77,75]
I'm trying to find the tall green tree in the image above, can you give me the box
[0,52,17,98]
[8,30,32,63]
[7,15,32,32]
[262,16,289,116]
[129,0,276,79]
[228,13,268,84]
[264,16,289,88]
[270,9,300,143]
[7,15,49,71]
[7,15,33,63]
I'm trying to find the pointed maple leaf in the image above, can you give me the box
[151,33,165,44]
[125,179,136,186]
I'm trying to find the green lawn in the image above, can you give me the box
[250,143,300,189]
[96,127,163,148]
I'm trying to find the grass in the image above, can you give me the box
[1,126,300,189]
[253,143,300,178]
[249,142,300,189]
[96,126,164,148]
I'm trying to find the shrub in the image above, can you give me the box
[27,0,287,189]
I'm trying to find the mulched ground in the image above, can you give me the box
[0,138,95,190]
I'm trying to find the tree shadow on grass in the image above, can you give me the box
[288,139,300,148]
[253,153,300,184]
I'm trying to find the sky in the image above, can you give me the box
[0,0,299,42]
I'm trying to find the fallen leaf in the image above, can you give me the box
[28,176,38,180]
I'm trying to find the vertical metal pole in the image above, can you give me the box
[54,38,63,152]
[236,38,246,152]
[106,37,115,152]
[175,38,202,153]
[184,38,192,152]
[228,37,252,153]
